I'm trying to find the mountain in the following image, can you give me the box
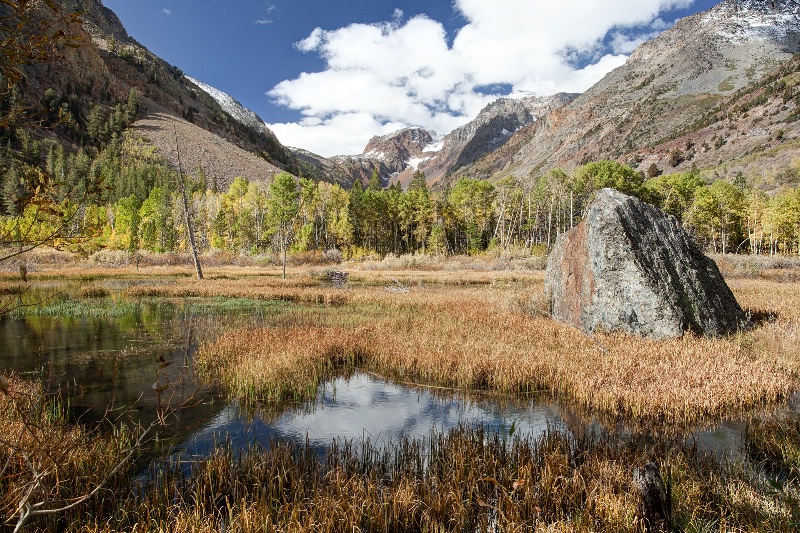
[403,93,577,187]
[293,94,574,189]
[185,76,280,142]
[11,0,800,195]
[447,0,800,186]
[14,0,300,189]
[321,0,799,190]
[290,127,439,188]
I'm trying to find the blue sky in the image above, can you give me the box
[102,0,720,156]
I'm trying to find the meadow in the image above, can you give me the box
[111,260,800,429]
[1,253,799,531]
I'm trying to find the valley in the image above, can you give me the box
[2,0,800,531]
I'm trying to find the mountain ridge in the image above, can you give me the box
[13,0,304,190]
[442,0,800,186]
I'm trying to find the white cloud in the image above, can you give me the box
[270,113,409,156]
[162,8,172,15]
[256,3,275,24]
[267,0,698,157]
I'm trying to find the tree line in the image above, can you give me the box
[3,133,799,259]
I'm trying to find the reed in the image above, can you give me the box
[11,297,143,318]
[193,275,800,428]
[70,424,797,532]
[0,374,134,531]
[745,414,800,480]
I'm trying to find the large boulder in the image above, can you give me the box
[544,188,745,338]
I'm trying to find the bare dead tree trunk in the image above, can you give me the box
[174,128,203,280]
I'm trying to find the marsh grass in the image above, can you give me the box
[3,264,800,531]
[3,376,797,532]
[745,413,800,480]
[57,424,797,532]
[193,274,800,429]
[0,374,135,531]
[9,265,799,428]
[10,297,144,318]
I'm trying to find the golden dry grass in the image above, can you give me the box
[3,262,799,532]
[0,374,132,529]
[6,259,797,426]
[68,425,796,532]
[183,269,800,428]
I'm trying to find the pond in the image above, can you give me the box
[0,280,787,466]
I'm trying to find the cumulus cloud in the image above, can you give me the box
[268,0,695,156]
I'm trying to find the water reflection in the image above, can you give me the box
[1,280,791,466]
[0,280,219,431]
[180,374,570,457]
[176,372,761,464]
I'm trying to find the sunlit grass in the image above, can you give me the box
[74,425,797,532]
[186,271,800,428]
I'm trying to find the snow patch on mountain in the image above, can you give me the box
[406,157,430,170]
[706,0,800,44]
[186,76,272,135]
[363,150,387,161]
[423,140,444,153]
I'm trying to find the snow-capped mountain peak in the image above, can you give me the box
[186,76,274,137]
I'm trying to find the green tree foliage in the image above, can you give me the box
[268,172,299,278]
[572,160,644,197]
[2,30,800,270]
[685,181,745,254]
[448,178,496,253]
[643,171,705,220]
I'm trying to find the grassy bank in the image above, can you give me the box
[0,374,134,531]
[4,259,797,427]
[2,258,799,531]
[3,375,797,531]
[37,425,800,532]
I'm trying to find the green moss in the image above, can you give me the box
[718,77,736,92]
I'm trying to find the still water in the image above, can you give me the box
[0,280,779,463]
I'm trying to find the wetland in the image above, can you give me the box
[1,261,799,531]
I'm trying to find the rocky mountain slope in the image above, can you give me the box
[451,0,800,185]
[295,94,575,189]
[19,0,300,189]
[185,76,281,142]
[319,0,799,190]
[18,0,800,194]
[404,93,577,186]
[290,127,438,188]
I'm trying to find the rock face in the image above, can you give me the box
[399,93,576,187]
[362,127,435,174]
[450,0,800,185]
[545,189,745,338]
[186,76,281,142]
[292,127,437,189]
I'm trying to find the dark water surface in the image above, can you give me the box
[0,279,787,464]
